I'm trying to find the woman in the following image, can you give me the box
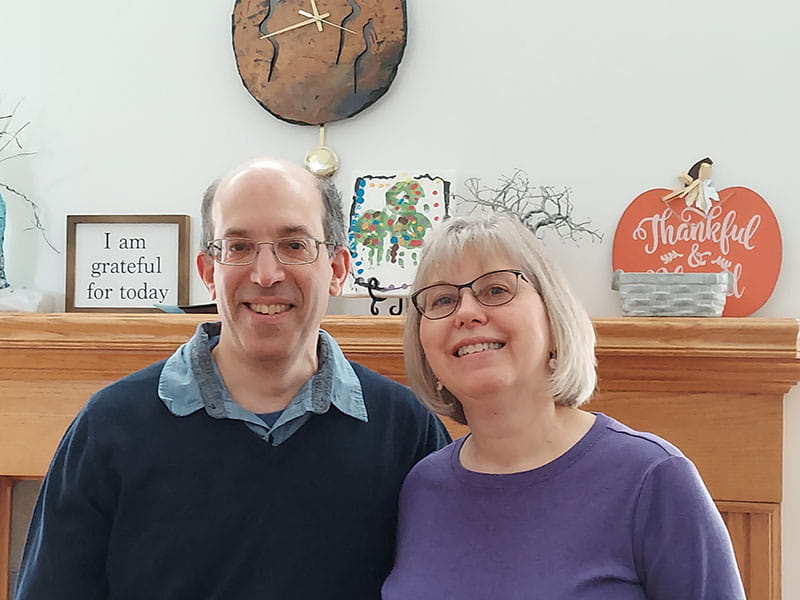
[382,215,745,599]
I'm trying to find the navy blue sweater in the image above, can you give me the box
[16,360,450,599]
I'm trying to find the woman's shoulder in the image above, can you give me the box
[403,438,462,485]
[592,412,684,460]
[586,414,707,499]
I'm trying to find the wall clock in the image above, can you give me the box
[232,0,408,176]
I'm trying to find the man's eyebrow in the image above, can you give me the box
[219,228,248,238]
[278,225,315,237]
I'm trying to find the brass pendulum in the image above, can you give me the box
[304,124,339,177]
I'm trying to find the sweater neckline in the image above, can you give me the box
[448,412,608,488]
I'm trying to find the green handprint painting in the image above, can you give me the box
[347,173,450,296]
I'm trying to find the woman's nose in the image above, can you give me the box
[453,290,487,326]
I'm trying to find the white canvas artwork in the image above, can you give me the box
[345,172,452,297]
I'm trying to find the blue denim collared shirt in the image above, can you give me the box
[158,322,367,446]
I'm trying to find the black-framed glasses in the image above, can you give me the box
[206,236,336,266]
[411,269,530,320]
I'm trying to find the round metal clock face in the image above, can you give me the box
[232,0,407,126]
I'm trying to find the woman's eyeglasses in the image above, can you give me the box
[411,269,530,320]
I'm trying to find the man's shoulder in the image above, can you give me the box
[346,360,451,453]
[347,360,439,419]
[60,360,173,450]
[86,360,167,412]
[347,361,413,399]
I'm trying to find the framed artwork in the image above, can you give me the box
[345,172,452,297]
[65,214,191,312]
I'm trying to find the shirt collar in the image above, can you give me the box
[158,322,367,424]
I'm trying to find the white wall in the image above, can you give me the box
[2,0,799,594]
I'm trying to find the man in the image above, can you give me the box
[16,158,450,599]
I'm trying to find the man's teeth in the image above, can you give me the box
[456,342,503,357]
[250,303,290,315]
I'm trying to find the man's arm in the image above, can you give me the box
[15,406,115,599]
[418,411,452,458]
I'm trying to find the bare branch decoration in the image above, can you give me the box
[452,169,603,243]
[0,100,58,252]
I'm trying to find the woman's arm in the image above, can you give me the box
[632,455,746,600]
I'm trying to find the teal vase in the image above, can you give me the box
[0,192,9,289]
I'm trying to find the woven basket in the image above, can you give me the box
[611,270,732,317]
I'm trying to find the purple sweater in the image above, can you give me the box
[382,413,745,600]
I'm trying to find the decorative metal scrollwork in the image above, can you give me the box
[364,277,404,316]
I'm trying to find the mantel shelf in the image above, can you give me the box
[2,313,798,357]
[2,313,798,394]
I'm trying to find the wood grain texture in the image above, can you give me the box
[0,477,11,600]
[718,501,781,600]
[0,313,798,600]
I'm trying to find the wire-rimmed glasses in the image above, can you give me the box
[206,236,336,266]
[411,269,530,320]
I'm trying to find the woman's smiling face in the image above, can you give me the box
[418,250,554,406]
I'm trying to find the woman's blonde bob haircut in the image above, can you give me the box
[404,214,597,425]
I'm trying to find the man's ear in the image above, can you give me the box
[196,251,217,300]
[328,246,351,297]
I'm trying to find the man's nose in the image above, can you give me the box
[250,244,286,287]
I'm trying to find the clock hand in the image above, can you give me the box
[260,14,331,39]
[297,9,358,35]
[309,0,324,32]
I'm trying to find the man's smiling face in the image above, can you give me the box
[197,159,349,367]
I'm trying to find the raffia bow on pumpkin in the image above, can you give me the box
[662,157,720,214]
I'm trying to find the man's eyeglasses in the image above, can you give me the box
[206,237,336,266]
[411,269,530,320]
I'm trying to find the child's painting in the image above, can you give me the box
[345,172,451,297]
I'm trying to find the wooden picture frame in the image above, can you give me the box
[65,215,191,312]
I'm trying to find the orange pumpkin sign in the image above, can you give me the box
[613,180,782,316]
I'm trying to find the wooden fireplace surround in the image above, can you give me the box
[0,313,798,600]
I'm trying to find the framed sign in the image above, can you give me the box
[66,215,191,312]
[612,159,782,316]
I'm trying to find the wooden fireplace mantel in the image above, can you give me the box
[1,313,799,600]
